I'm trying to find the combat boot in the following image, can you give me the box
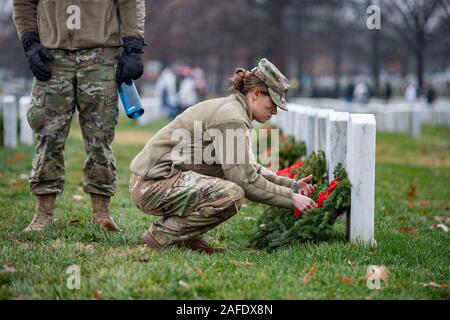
[91,194,122,232]
[23,194,56,232]
[142,231,165,250]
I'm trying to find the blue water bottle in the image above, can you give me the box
[118,81,145,119]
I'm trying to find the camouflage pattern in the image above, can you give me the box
[129,171,245,246]
[28,47,120,196]
[252,58,290,111]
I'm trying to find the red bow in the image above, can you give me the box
[294,179,340,218]
[276,161,304,179]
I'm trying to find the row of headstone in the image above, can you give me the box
[0,95,34,148]
[291,97,450,138]
[273,104,376,246]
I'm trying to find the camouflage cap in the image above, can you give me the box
[251,58,290,111]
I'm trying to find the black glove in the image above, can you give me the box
[116,37,145,84]
[21,32,54,81]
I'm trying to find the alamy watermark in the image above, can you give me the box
[366,5,381,30]
[170,121,280,171]
[66,265,81,290]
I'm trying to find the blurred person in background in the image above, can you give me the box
[155,65,178,119]
[177,66,199,113]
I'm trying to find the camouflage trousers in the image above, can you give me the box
[27,47,120,196]
[129,171,245,246]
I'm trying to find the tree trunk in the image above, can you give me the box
[416,29,426,96]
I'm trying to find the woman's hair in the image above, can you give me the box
[230,68,268,95]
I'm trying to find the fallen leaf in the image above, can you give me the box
[178,280,190,289]
[422,282,448,289]
[7,216,15,225]
[3,263,16,273]
[10,180,26,189]
[232,260,254,267]
[15,152,25,161]
[93,289,103,300]
[433,216,450,226]
[336,275,353,285]
[398,216,407,222]
[363,265,390,282]
[50,239,63,248]
[407,185,417,198]
[432,224,449,233]
[194,267,206,276]
[419,201,429,210]
[303,266,318,285]
[72,195,84,201]
[397,226,418,236]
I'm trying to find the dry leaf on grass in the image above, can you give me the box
[397,226,418,236]
[15,152,25,161]
[72,195,84,201]
[433,216,450,226]
[398,216,407,222]
[422,282,448,289]
[178,280,190,289]
[7,216,15,225]
[3,263,16,273]
[93,289,103,300]
[407,185,417,197]
[10,180,26,189]
[336,275,353,285]
[232,260,255,267]
[303,266,318,285]
[431,224,449,232]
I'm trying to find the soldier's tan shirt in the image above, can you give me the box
[130,92,296,209]
[13,0,145,49]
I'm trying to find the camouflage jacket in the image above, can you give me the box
[13,0,145,49]
[130,92,295,209]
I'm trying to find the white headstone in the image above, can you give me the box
[305,109,317,155]
[326,111,349,181]
[346,114,376,245]
[2,95,18,148]
[314,109,332,153]
[19,96,34,145]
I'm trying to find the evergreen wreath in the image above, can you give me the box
[250,151,352,251]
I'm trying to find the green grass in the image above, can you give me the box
[0,118,449,300]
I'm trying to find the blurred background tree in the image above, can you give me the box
[0,0,449,97]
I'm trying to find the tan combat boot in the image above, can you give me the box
[91,194,122,232]
[142,231,165,250]
[23,194,56,232]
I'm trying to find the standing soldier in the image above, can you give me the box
[13,0,146,232]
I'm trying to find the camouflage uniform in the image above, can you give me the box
[28,48,119,196]
[129,171,245,246]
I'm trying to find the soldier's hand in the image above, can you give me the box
[116,37,145,84]
[297,175,318,197]
[293,194,318,216]
[21,32,54,82]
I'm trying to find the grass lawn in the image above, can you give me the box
[0,115,449,300]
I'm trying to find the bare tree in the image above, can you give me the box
[383,0,446,94]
